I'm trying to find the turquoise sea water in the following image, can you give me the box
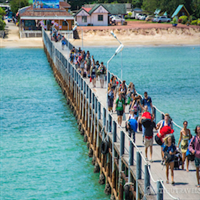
[0,46,199,199]
[0,49,108,200]
[86,46,200,140]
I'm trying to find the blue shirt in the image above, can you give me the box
[142,97,152,107]
[163,144,176,160]
[129,118,138,132]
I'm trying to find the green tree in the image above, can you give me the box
[10,0,29,14]
[0,7,6,16]
[132,0,143,8]
[0,17,6,30]
[142,0,159,13]
[191,0,200,18]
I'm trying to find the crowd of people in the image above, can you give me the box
[63,41,200,188]
[50,27,64,44]
[69,47,107,88]
[111,77,200,187]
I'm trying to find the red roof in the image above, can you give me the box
[82,7,92,13]
[20,5,73,18]
[59,2,71,8]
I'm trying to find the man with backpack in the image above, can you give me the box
[127,116,137,142]
[189,125,200,188]
[115,92,125,127]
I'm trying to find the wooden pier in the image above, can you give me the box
[42,30,198,200]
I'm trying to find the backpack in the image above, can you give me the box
[163,145,175,163]
[86,57,91,65]
[164,151,172,163]
[100,66,105,74]
[186,136,196,161]
[108,91,114,100]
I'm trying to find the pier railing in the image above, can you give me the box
[63,33,182,132]
[42,29,180,200]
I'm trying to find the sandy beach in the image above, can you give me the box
[1,21,200,48]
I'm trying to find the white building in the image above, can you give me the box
[75,4,127,26]
[76,4,109,26]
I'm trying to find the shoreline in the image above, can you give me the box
[1,37,200,48]
[1,30,200,48]
[1,44,200,48]
[2,21,199,48]
[1,38,200,48]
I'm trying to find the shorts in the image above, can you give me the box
[99,74,105,81]
[91,75,96,79]
[86,65,90,71]
[108,99,113,108]
[144,137,153,147]
[128,129,135,142]
[117,110,123,116]
[80,64,84,69]
[195,157,200,167]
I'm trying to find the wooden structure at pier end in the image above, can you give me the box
[42,29,198,200]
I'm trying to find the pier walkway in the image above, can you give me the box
[43,31,198,200]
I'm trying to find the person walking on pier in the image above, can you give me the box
[79,54,85,76]
[110,76,118,99]
[156,113,172,164]
[138,102,151,143]
[98,62,106,88]
[143,114,156,162]
[85,53,91,78]
[163,135,176,185]
[177,121,192,171]
[90,56,97,87]
[127,82,136,97]
[129,95,141,120]
[107,85,115,112]
[142,92,153,113]
[189,125,200,187]
[127,115,137,142]
[119,80,127,102]
[61,36,66,50]
[115,92,125,127]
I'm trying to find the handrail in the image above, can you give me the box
[43,29,180,199]
[160,181,180,200]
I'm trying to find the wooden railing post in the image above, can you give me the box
[157,181,163,200]
[119,130,124,200]
[136,151,142,199]
[112,120,117,189]
[144,164,150,196]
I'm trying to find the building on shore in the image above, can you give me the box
[19,1,74,38]
[172,4,190,19]
[75,3,126,26]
